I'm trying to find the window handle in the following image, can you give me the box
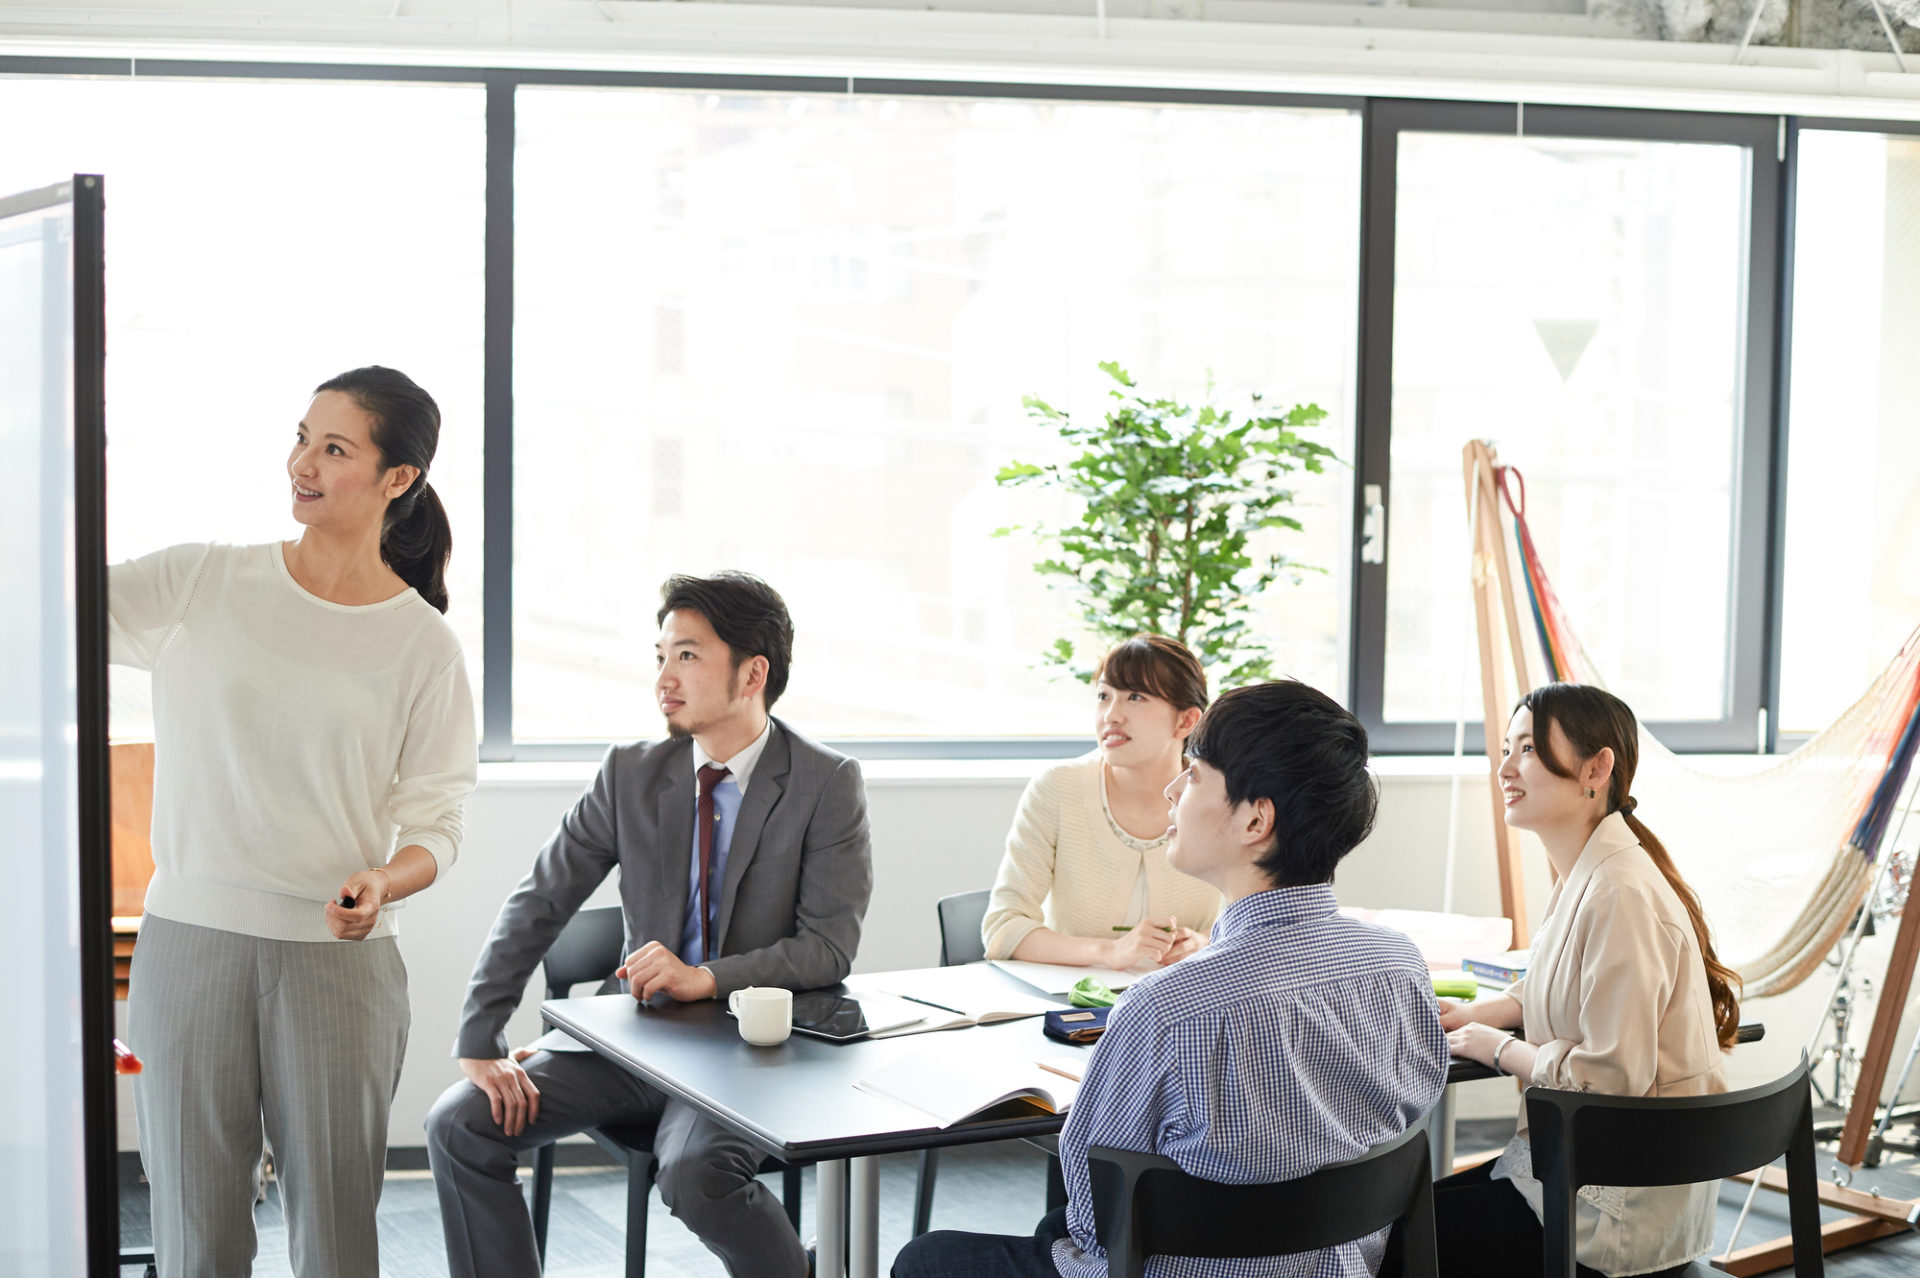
[1361,484,1386,565]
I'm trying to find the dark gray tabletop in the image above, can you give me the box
[540,990,1093,1163]
[541,973,1503,1164]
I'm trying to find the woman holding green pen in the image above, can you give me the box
[981,635,1222,968]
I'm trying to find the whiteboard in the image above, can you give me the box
[0,177,106,1276]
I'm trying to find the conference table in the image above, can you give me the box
[542,966,1497,1278]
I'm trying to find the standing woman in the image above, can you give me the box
[1436,683,1741,1278]
[982,635,1222,969]
[114,367,477,1278]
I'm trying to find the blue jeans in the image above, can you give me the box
[891,1206,1071,1278]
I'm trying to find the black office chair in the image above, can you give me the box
[912,888,1067,1237]
[528,905,803,1278]
[936,888,990,966]
[1526,1053,1822,1278]
[1088,1125,1439,1278]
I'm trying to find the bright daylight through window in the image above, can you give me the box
[512,89,1360,742]
[1384,130,1749,728]
[0,77,488,738]
[1779,128,1920,737]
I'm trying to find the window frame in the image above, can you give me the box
[1768,113,1920,752]
[495,73,1363,757]
[8,51,1898,760]
[1350,98,1784,755]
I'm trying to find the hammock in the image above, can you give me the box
[1488,461,1920,999]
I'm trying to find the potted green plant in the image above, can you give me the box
[995,361,1339,687]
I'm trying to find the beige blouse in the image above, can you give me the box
[982,752,1223,961]
[1492,812,1728,1276]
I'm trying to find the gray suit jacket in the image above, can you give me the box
[452,719,872,1059]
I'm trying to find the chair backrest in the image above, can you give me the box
[936,889,991,967]
[541,905,628,1001]
[1088,1125,1437,1278]
[1526,1055,1821,1278]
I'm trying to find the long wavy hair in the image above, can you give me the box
[1519,682,1742,1051]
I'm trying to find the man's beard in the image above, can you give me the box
[659,673,751,742]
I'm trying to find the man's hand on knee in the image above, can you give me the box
[615,941,718,1003]
[458,1056,541,1137]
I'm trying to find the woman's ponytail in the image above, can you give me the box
[313,365,453,614]
[1623,810,1743,1051]
[380,478,452,614]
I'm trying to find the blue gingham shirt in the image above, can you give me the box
[1053,884,1449,1278]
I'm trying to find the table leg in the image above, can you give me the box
[817,1158,848,1277]
[1428,1086,1456,1183]
[850,1155,880,1278]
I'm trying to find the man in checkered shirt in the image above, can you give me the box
[895,679,1449,1278]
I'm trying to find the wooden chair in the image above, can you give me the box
[1526,1054,1822,1278]
[110,741,157,997]
[527,906,802,1278]
[1088,1125,1439,1278]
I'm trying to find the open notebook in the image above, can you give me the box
[847,966,1061,1037]
[855,1048,1086,1128]
[990,958,1150,998]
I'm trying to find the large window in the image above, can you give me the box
[512,87,1360,742]
[4,59,1893,758]
[1778,124,1920,737]
[1357,103,1778,752]
[0,76,488,734]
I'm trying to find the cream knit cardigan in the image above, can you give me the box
[982,752,1223,961]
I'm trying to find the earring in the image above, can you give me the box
[1585,787,1596,799]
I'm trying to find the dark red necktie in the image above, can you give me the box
[696,764,731,962]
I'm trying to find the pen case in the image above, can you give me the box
[1043,1006,1110,1045]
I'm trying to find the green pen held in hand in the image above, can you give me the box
[1111,917,1178,932]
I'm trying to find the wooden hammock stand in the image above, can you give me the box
[1461,439,1920,1274]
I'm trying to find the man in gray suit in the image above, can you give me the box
[426,571,872,1278]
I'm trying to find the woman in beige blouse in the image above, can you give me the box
[1435,683,1741,1278]
[982,635,1223,969]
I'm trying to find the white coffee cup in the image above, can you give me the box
[729,986,793,1046]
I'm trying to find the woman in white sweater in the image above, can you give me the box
[1435,684,1739,1278]
[983,635,1223,968]
[113,367,477,1278]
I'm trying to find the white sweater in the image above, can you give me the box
[109,542,477,943]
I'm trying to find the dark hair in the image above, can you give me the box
[314,365,451,614]
[1184,680,1376,887]
[1517,682,1742,1051]
[656,572,795,710]
[1094,635,1209,713]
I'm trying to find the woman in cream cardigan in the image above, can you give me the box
[982,635,1222,968]
[1436,683,1741,1278]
